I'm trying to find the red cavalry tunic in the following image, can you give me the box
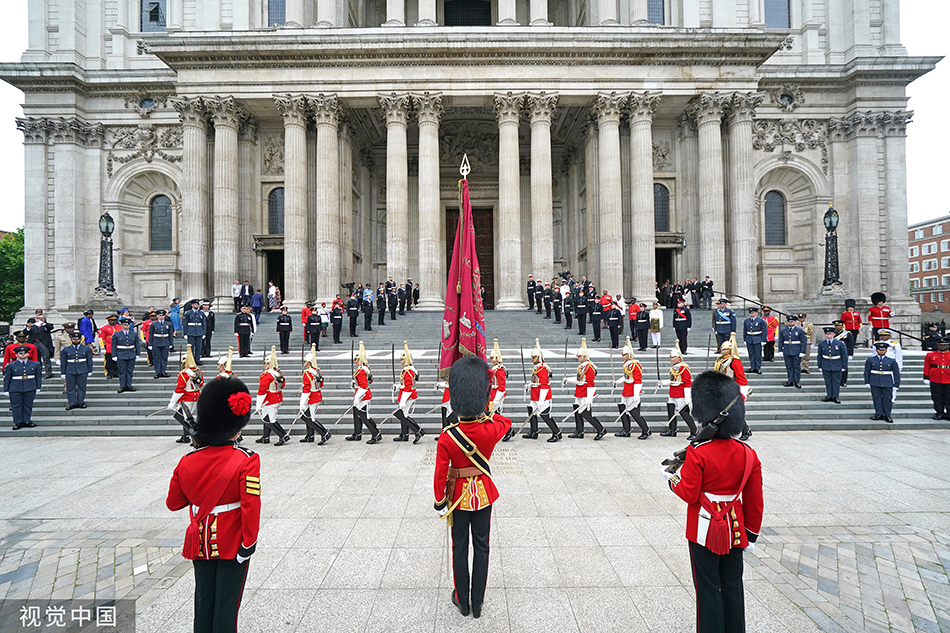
[303,367,324,404]
[531,362,552,401]
[166,444,261,560]
[622,359,643,397]
[257,369,284,405]
[489,365,507,400]
[869,306,891,329]
[3,342,38,368]
[175,368,203,402]
[840,309,862,332]
[574,361,596,398]
[764,315,779,342]
[669,439,763,549]
[433,413,512,512]
[400,366,418,400]
[924,350,950,384]
[669,362,692,398]
[354,365,372,401]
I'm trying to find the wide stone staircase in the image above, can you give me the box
[2,307,945,438]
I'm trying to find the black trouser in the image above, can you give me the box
[527,292,535,311]
[233,297,242,312]
[353,407,378,436]
[577,314,587,335]
[349,317,358,337]
[637,328,650,350]
[629,321,636,339]
[573,403,603,434]
[202,334,212,357]
[763,341,775,361]
[535,298,542,314]
[619,403,649,435]
[332,323,342,343]
[565,312,573,329]
[544,302,552,318]
[378,309,385,326]
[667,402,697,434]
[931,382,950,416]
[307,328,321,351]
[395,410,420,436]
[105,354,119,378]
[303,410,329,439]
[592,319,601,340]
[187,336,203,360]
[65,373,88,406]
[452,505,492,610]
[715,332,729,348]
[278,331,290,354]
[364,312,373,331]
[389,305,397,320]
[237,333,251,357]
[675,328,688,354]
[688,541,746,633]
[193,558,250,633]
[844,332,856,356]
[609,325,620,348]
[399,299,406,314]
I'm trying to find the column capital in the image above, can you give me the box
[239,115,259,144]
[526,92,558,124]
[310,93,340,127]
[172,96,208,129]
[676,111,697,140]
[727,91,765,124]
[207,96,243,129]
[493,92,525,125]
[16,117,49,144]
[625,90,660,123]
[274,94,310,127]
[378,92,411,127]
[688,92,729,126]
[592,92,627,125]
[412,92,443,125]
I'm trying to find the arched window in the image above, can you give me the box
[764,190,787,246]
[445,0,491,26]
[268,188,285,235]
[647,0,665,24]
[268,0,286,26]
[141,0,166,32]
[764,0,791,28]
[654,183,670,233]
[149,195,173,251]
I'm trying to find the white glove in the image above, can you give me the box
[684,387,692,407]
[167,392,182,410]
[613,377,624,386]
[523,383,530,395]
[436,380,448,390]
[661,379,671,387]
[298,393,308,412]
[743,543,755,553]
[3,392,8,397]
[60,375,66,380]
[661,469,675,481]
[234,332,239,336]
[892,387,898,403]
[255,394,264,411]
[235,554,249,564]
[739,384,750,400]
[87,372,92,377]
[112,357,117,362]
[350,379,357,390]
[148,345,154,350]
[437,506,449,518]
[924,379,931,385]
[563,377,577,386]
[800,353,805,357]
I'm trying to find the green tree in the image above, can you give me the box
[0,228,25,323]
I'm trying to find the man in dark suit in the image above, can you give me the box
[61,331,93,410]
[4,345,42,429]
[240,281,254,307]
[27,316,54,378]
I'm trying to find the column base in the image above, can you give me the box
[315,21,334,28]
[600,19,621,26]
[382,19,406,27]
[496,19,520,25]
[415,298,444,310]
[529,19,553,26]
[414,19,437,27]
[282,299,307,312]
[280,20,304,28]
[494,299,527,311]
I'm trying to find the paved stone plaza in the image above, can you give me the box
[0,431,948,632]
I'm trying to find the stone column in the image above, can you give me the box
[379,93,411,285]
[316,0,336,27]
[690,92,729,286]
[174,97,210,302]
[417,0,436,25]
[16,119,49,311]
[526,92,558,286]
[209,97,242,307]
[494,92,526,309]
[384,0,405,26]
[584,118,600,282]
[274,95,309,309]
[413,92,444,309]
[238,117,258,284]
[286,0,304,26]
[727,92,763,301]
[530,0,551,25]
[677,113,700,278]
[600,0,620,25]
[847,113,883,297]
[312,94,341,301]
[884,112,913,301]
[631,0,648,24]
[627,91,660,302]
[339,116,355,285]
[167,0,184,30]
[498,0,518,24]
[592,92,626,295]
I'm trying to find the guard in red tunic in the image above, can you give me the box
[348,341,382,444]
[660,341,698,439]
[168,345,203,445]
[924,336,950,420]
[666,371,763,633]
[522,339,561,442]
[563,338,606,439]
[434,356,511,620]
[255,346,289,445]
[840,299,862,356]
[299,344,331,444]
[166,376,261,633]
[488,339,507,415]
[393,341,424,443]
[612,337,650,439]
[868,292,891,343]
[714,334,753,441]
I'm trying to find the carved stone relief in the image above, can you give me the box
[752,118,828,174]
[652,141,672,171]
[106,124,182,177]
[439,122,499,173]
[262,132,285,175]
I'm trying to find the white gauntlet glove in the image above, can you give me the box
[684,387,692,407]
[563,377,577,386]
[255,394,264,411]
[661,379,671,387]
[614,377,624,386]
[167,392,182,410]
[298,393,309,412]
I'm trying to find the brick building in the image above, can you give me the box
[909,215,950,316]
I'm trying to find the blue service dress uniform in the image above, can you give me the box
[60,342,93,407]
[816,338,848,400]
[864,353,901,420]
[743,315,766,372]
[4,358,42,428]
[149,319,174,376]
[778,325,808,385]
[712,307,737,347]
[111,327,141,391]
[182,308,207,364]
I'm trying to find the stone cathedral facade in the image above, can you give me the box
[0,0,937,322]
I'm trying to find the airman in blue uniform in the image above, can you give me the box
[816,326,848,403]
[4,346,42,429]
[864,341,900,422]
[111,317,140,393]
[711,298,737,348]
[778,314,808,388]
[182,299,206,366]
[149,309,174,378]
[61,331,93,410]
[742,307,766,374]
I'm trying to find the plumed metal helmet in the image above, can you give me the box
[196,375,251,445]
[622,336,634,358]
[690,371,745,438]
[448,356,490,418]
[182,344,198,369]
[264,346,278,369]
[354,341,368,365]
[720,332,740,359]
[669,339,683,360]
[217,347,234,371]
[304,343,318,368]
[401,341,413,365]
[531,338,543,362]
[490,339,502,363]
[871,292,886,305]
[576,338,589,359]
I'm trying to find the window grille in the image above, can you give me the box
[764,190,786,246]
[444,0,491,26]
[269,188,285,234]
[268,0,287,26]
[654,184,670,232]
[149,195,173,251]
[141,0,166,32]
[647,0,665,24]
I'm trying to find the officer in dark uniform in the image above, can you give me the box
[607,301,623,349]
[817,326,848,403]
[200,300,215,358]
[182,299,206,365]
[376,287,387,326]
[347,293,361,337]
[404,279,413,311]
[306,309,322,352]
[778,314,807,388]
[864,341,900,422]
[564,290,574,330]
[61,331,93,410]
[574,287,588,335]
[233,305,256,357]
[4,345,42,429]
[542,283,553,319]
[552,287,562,324]
[276,306,293,354]
[388,287,398,321]
[672,298,692,354]
[712,298,737,348]
[534,283,543,315]
[397,285,407,315]
[111,317,140,393]
[923,323,942,351]
[149,309,174,378]
[832,320,853,387]
[636,303,651,351]
[331,302,344,343]
[743,307,766,374]
[362,293,374,331]
[526,275,536,311]
[591,299,603,341]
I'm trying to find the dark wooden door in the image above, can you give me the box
[446,207,495,309]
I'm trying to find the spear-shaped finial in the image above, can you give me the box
[459,153,471,178]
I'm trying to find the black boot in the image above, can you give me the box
[393,411,409,441]
[568,404,583,438]
[681,406,698,439]
[660,403,677,437]
[272,420,290,446]
[542,413,561,442]
[522,406,538,439]
[632,405,651,440]
[363,411,381,444]
[301,410,316,442]
[346,408,363,441]
[739,422,752,441]
[615,403,631,437]
[585,409,607,440]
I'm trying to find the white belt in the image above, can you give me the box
[187,323,202,327]
[153,334,169,337]
[10,375,35,380]
[784,341,801,345]
[870,370,891,375]
[66,359,85,363]
[716,320,731,325]
[747,331,762,335]
[704,492,734,503]
[117,345,135,349]
[191,501,240,515]
[822,355,840,360]
[238,324,251,327]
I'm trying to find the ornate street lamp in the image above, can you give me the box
[96,210,116,292]
[822,204,841,286]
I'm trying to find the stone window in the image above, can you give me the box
[653,183,670,232]
[268,187,285,235]
[268,0,286,26]
[924,259,939,272]
[763,190,786,246]
[444,0,491,27]
[149,195,173,251]
[647,0,665,24]
[910,246,919,257]
[764,0,790,28]
[140,0,166,32]
[942,274,950,285]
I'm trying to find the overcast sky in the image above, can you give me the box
[0,1,945,232]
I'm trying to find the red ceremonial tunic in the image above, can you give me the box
[869,306,891,329]
[166,444,261,560]
[300,307,311,325]
[354,365,372,401]
[924,350,950,384]
[489,365,507,400]
[400,366,418,400]
[574,361,596,398]
[175,368,203,402]
[257,369,284,405]
[303,367,324,404]
[764,316,779,342]
[3,343,38,368]
[669,362,692,398]
[622,359,642,397]
[669,439,763,549]
[840,309,862,332]
[98,324,117,353]
[442,386,451,404]
[628,304,640,321]
[600,294,612,307]
[433,413,512,512]
[531,362,552,401]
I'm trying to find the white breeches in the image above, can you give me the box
[530,397,552,414]
[260,403,279,422]
[398,392,416,414]
[621,395,641,409]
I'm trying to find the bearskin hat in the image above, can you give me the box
[844,298,856,309]
[196,375,252,445]
[871,292,886,305]
[448,356,490,418]
[690,371,745,439]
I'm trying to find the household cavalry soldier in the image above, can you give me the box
[798,313,815,374]
[606,299,623,349]
[552,284,563,324]
[168,345,203,444]
[256,346,290,445]
[216,347,236,379]
[182,299,206,365]
[833,320,853,387]
[659,341,697,439]
[299,344,331,444]
[61,331,93,410]
[522,339,562,442]
[149,309,174,378]
[923,336,950,420]
[778,314,807,388]
[392,341,425,443]
[762,307,779,362]
[868,292,891,344]
[349,341,382,444]
[840,299,862,355]
[276,306,293,354]
[673,298,692,354]
[435,379,457,430]
[712,299,737,348]
[98,314,120,379]
[234,305,256,357]
[305,307,322,352]
[714,333,753,441]
[488,339,508,416]
[743,307,766,374]
[200,299,215,358]
[864,341,900,423]
[563,338,607,440]
[526,274,536,311]
[111,317,140,393]
[612,337,650,439]
[817,326,848,404]
[4,345,42,430]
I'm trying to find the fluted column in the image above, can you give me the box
[530,0,551,25]
[167,0,183,30]
[339,116,354,285]
[238,117,258,283]
[316,0,336,27]
[727,92,764,301]
[884,112,913,300]
[600,0,620,25]
[592,92,626,295]
[414,92,444,308]
[417,0,436,25]
[494,92,526,309]
[312,95,341,301]
[174,97,210,301]
[379,93,411,284]
[526,92,558,286]
[16,119,49,311]
[498,0,517,24]
[677,113,700,278]
[690,92,729,286]
[627,91,660,301]
[584,118,600,282]
[209,97,242,307]
[631,0,648,23]
[384,0,405,26]
[274,95,309,309]
[286,0,304,26]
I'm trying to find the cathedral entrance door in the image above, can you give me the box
[655,249,674,289]
[265,250,285,301]
[446,207,495,309]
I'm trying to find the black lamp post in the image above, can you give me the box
[96,210,116,292]
[822,205,841,286]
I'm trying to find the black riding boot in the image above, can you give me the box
[346,408,362,441]
[660,403,677,436]
[632,405,651,439]
[740,421,752,441]
[393,410,409,442]
[301,410,317,442]
[256,416,272,443]
[681,405,698,437]
[584,409,606,440]
[271,420,290,446]
[615,403,630,437]
[569,404,583,438]
[363,410,381,444]
[522,406,538,439]
[542,413,561,442]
